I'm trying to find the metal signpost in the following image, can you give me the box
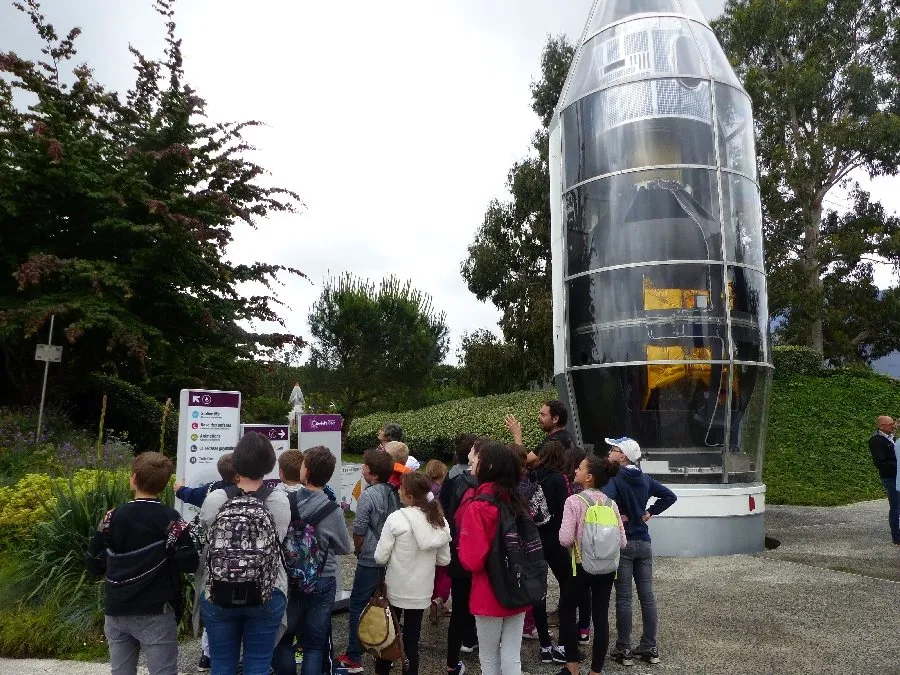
[34,315,62,445]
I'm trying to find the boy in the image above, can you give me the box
[198,432,291,674]
[174,452,235,508]
[274,446,352,675]
[173,452,235,671]
[85,451,198,675]
[603,437,677,667]
[278,448,338,502]
[385,440,413,489]
[337,448,399,673]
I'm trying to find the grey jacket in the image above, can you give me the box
[291,487,352,578]
[352,482,400,567]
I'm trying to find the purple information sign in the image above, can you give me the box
[300,414,343,432]
[243,425,289,442]
[188,391,240,408]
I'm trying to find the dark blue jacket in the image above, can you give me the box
[175,480,231,508]
[603,465,677,542]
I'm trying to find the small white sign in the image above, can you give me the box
[35,344,62,362]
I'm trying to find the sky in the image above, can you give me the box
[1,0,897,364]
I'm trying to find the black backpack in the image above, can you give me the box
[443,471,478,578]
[473,494,548,609]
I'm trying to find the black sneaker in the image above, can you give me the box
[197,654,211,671]
[540,647,555,664]
[634,645,660,664]
[551,646,567,664]
[611,646,634,666]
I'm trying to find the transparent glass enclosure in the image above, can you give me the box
[558,0,772,484]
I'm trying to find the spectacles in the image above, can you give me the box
[609,447,624,454]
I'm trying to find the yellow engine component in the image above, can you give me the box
[643,277,710,310]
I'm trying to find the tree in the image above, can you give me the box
[456,329,521,396]
[307,274,449,439]
[0,0,302,403]
[461,36,574,388]
[713,0,900,361]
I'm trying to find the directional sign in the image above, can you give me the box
[35,344,63,362]
[241,424,291,480]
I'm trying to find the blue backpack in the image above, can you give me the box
[283,492,339,594]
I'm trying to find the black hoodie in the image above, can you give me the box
[85,499,199,617]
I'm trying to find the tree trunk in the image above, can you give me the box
[804,204,825,356]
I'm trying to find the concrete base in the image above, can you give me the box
[648,483,766,556]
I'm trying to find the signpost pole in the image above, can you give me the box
[35,314,55,446]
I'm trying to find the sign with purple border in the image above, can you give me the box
[300,414,343,433]
[188,391,240,408]
[242,424,289,442]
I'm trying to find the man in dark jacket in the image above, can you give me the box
[869,415,899,544]
[602,437,676,668]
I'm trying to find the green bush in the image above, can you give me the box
[772,345,822,378]
[347,390,555,462]
[764,373,900,505]
[242,395,291,424]
[71,374,178,457]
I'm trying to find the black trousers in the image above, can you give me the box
[533,540,572,648]
[446,577,477,668]
[559,565,615,673]
[375,607,424,675]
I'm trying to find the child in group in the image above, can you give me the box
[509,444,538,642]
[425,459,451,624]
[276,449,304,493]
[338,448,400,673]
[557,456,626,675]
[195,432,291,675]
[374,472,452,675]
[458,441,528,675]
[173,453,235,671]
[385,441,413,489]
[274,446,352,675]
[85,451,198,675]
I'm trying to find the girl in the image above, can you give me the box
[557,456,626,675]
[374,471,452,675]
[457,441,528,675]
[424,459,452,624]
[528,439,573,664]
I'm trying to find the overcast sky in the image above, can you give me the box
[2,0,897,364]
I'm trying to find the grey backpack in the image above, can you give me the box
[206,486,283,607]
[576,492,621,575]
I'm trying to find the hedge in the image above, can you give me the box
[772,345,822,379]
[347,390,556,462]
[348,373,900,506]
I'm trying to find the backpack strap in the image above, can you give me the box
[288,491,339,527]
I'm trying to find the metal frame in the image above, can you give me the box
[563,258,766,282]
[581,13,711,46]
[562,160,759,196]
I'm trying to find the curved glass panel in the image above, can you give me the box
[589,0,688,34]
[565,17,710,106]
[689,25,741,88]
[725,365,771,482]
[722,173,764,268]
[676,0,709,25]
[565,169,721,275]
[567,262,730,366]
[716,84,757,178]
[563,79,714,188]
[728,266,770,364]
[570,365,730,483]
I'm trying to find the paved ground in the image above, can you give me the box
[2,499,899,674]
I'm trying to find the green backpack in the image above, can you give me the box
[572,492,621,575]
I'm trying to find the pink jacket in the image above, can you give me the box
[558,489,627,551]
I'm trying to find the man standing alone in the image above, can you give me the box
[868,416,899,545]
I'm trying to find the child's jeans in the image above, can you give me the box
[105,609,178,675]
[201,589,286,675]
[345,564,382,663]
[274,578,337,675]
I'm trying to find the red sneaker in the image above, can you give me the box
[337,654,364,673]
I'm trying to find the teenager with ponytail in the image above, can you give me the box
[374,472,452,675]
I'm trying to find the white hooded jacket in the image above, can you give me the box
[374,505,452,609]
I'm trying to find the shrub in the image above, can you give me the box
[242,395,291,424]
[71,374,178,457]
[772,345,822,378]
[347,390,555,462]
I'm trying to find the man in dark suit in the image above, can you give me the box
[868,415,899,545]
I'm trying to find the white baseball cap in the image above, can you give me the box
[605,437,641,464]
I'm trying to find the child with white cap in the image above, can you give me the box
[602,437,677,667]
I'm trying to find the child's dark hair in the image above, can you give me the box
[217,453,236,483]
[132,451,174,494]
[364,447,395,483]
[233,432,277,480]
[278,449,304,482]
[566,445,587,478]
[475,441,526,515]
[537,439,568,474]
[303,446,336,487]
[402,472,445,529]
[583,456,620,489]
[453,433,476,465]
